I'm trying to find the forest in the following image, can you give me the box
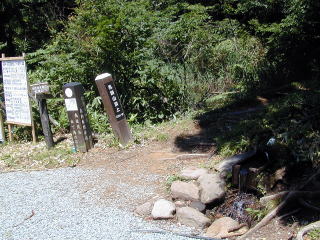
[1,0,320,165]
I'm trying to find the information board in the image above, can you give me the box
[1,60,32,125]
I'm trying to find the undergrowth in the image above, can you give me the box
[197,81,320,167]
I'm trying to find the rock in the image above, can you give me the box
[180,167,208,180]
[134,201,154,217]
[176,207,210,229]
[171,181,200,201]
[190,201,206,213]
[235,225,249,235]
[151,199,175,219]
[205,217,246,238]
[198,173,226,204]
[174,200,187,208]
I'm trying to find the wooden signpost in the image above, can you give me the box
[31,82,54,148]
[0,110,4,142]
[95,73,131,146]
[0,53,36,143]
[63,82,93,152]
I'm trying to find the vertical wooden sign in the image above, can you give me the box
[63,82,93,152]
[31,83,54,148]
[95,73,131,146]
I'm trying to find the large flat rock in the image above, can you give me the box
[198,173,226,204]
[171,181,200,201]
[176,207,210,229]
[151,199,176,219]
[205,217,248,238]
[180,167,208,180]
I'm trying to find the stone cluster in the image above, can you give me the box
[134,166,248,238]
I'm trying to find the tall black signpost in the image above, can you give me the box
[63,82,93,152]
[31,83,54,148]
[95,73,131,146]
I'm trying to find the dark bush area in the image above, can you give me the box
[1,0,320,164]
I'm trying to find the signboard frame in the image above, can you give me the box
[0,53,36,142]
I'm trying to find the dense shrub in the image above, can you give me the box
[1,0,319,140]
[25,0,268,131]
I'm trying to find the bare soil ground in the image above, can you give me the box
[75,120,302,240]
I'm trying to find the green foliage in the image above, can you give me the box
[25,0,269,130]
[165,174,188,190]
[0,0,76,55]
[245,207,268,222]
[307,229,320,240]
[1,0,319,172]
[202,81,320,166]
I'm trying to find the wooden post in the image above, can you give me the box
[232,164,241,186]
[38,98,53,148]
[95,73,132,146]
[8,124,13,141]
[31,83,53,148]
[24,52,37,144]
[31,121,37,144]
[0,110,5,142]
[1,54,9,141]
[63,82,93,152]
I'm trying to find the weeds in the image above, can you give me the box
[245,207,268,222]
[198,81,320,167]
[0,140,79,171]
[307,229,320,240]
[165,175,188,190]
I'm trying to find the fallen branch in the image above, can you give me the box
[239,191,320,239]
[216,149,257,174]
[259,191,289,206]
[296,220,320,240]
[13,210,35,227]
[159,153,212,161]
[130,229,221,240]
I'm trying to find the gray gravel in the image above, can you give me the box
[0,168,197,240]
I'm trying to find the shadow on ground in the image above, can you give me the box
[173,82,320,238]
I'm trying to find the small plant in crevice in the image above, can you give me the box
[245,207,268,222]
[165,175,188,190]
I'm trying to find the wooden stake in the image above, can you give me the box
[0,110,5,142]
[8,124,13,141]
[31,120,37,144]
[38,98,53,148]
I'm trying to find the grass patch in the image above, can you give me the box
[307,228,320,240]
[0,140,79,171]
[165,174,189,190]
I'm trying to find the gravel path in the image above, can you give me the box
[0,167,196,240]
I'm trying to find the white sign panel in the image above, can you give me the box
[1,60,32,125]
[64,98,78,111]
